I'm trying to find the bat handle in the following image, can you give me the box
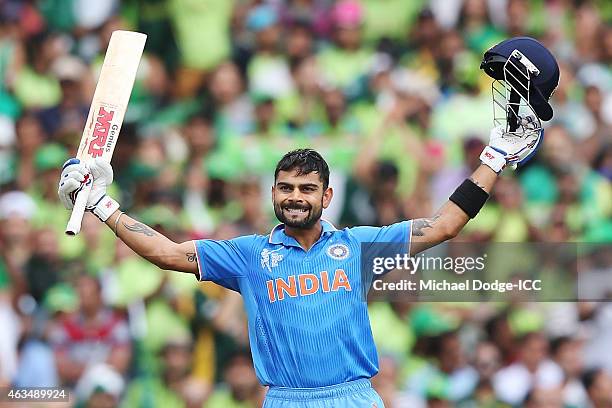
[65,182,92,236]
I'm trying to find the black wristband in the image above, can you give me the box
[449,178,489,218]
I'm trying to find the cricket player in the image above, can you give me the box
[57,38,558,407]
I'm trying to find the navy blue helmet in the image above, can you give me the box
[481,37,559,123]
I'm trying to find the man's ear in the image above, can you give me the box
[271,185,275,205]
[322,187,333,209]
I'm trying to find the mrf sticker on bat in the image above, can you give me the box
[87,105,119,158]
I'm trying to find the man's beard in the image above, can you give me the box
[273,201,323,229]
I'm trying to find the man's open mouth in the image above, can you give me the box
[284,207,309,215]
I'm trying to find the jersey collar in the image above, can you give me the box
[268,219,338,247]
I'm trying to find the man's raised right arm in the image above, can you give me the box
[58,158,198,275]
[105,210,198,274]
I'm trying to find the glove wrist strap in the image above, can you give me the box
[480,146,507,173]
[92,195,120,222]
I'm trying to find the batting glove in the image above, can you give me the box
[480,123,543,173]
[58,158,120,221]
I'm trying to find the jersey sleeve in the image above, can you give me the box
[193,235,254,291]
[349,220,413,280]
[349,220,412,247]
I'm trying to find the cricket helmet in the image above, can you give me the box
[480,37,559,136]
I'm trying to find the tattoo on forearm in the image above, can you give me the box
[186,252,197,263]
[412,214,441,237]
[123,221,157,237]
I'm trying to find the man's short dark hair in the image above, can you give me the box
[274,149,330,189]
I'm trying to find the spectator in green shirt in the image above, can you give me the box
[398,8,442,84]
[275,56,325,131]
[74,363,124,408]
[285,20,315,65]
[122,334,209,408]
[317,0,374,100]
[0,15,24,119]
[13,33,62,109]
[205,350,263,408]
[168,0,235,97]
[456,0,505,55]
[360,0,426,46]
[209,61,254,139]
[245,5,294,100]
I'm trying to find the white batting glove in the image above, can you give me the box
[58,158,120,221]
[480,123,543,173]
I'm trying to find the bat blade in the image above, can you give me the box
[65,30,147,236]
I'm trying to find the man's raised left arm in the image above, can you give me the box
[409,125,542,255]
[410,164,497,255]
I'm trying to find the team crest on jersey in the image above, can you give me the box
[261,248,284,272]
[327,244,349,260]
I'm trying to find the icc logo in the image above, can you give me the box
[261,248,284,272]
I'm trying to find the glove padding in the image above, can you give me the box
[480,123,543,173]
[58,158,119,221]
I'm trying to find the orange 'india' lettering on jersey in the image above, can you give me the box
[266,269,352,302]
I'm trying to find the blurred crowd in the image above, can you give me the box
[0,0,611,407]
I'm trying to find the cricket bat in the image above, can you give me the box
[65,30,147,236]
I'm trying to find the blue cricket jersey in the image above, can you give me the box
[194,219,412,388]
